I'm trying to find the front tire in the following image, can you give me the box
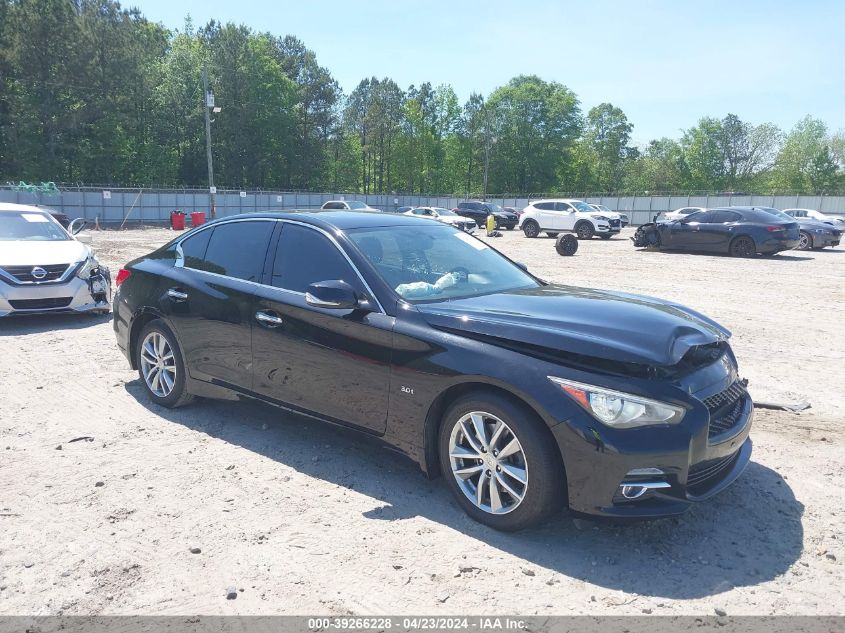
[522,220,540,238]
[438,392,565,531]
[575,222,594,240]
[797,231,812,251]
[136,319,194,408]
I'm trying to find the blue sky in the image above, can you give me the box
[133,0,844,145]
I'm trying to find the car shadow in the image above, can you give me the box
[637,249,815,262]
[0,312,111,336]
[125,383,804,600]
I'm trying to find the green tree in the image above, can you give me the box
[578,103,633,191]
[771,115,828,191]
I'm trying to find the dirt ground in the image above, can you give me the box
[1,224,842,616]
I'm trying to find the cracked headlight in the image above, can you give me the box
[76,255,100,280]
[549,377,686,428]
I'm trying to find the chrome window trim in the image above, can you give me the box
[173,217,386,314]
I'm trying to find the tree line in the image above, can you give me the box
[1,0,843,195]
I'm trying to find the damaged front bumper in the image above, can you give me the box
[0,266,112,317]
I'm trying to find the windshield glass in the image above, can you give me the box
[597,205,611,212]
[434,208,457,216]
[485,203,503,213]
[348,201,368,210]
[348,224,539,302]
[572,201,594,212]
[0,211,69,241]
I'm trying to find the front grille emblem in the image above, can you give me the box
[31,266,48,280]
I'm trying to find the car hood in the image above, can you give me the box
[0,239,89,266]
[492,211,517,219]
[415,284,730,367]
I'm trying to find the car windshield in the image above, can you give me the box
[348,224,539,303]
[485,203,503,213]
[348,201,368,210]
[572,201,594,212]
[0,211,69,241]
[597,205,611,212]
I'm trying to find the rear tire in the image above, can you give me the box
[575,222,594,240]
[438,392,565,531]
[136,319,194,408]
[522,220,540,238]
[797,231,812,251]
[729,235,757,258]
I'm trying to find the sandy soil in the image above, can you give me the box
[0,225,842,616]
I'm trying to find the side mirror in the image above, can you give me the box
[306,280,368,311]
[514,261,529,272]
[69,218,87,235]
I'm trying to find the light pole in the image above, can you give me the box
[482,106,495,201]
[202,66,220,219]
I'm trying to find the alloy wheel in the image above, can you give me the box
[140,331,177,398]
[798,232,811,250]
[448,411,528,515]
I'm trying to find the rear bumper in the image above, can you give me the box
[0,270,111,317]
[759,236,800,253]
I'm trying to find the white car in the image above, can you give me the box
[0,203,111,317]
[518,198,621,239]
[404,207,477,233]
[661,206,706,221]
[320,200,381,212]
[782,208,845,229]
[589,204,629,227]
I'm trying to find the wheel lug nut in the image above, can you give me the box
[486,470,492,477]
[496,466,501,472]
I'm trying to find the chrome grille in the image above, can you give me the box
[0,264,70,283]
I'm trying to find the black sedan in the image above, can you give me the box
[454,201,518,229]
[114,211,752,531]
[632,207,800,257]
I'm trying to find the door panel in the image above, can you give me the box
[250,223,393,433]
[251,290,393,433]
[167,220,275,388]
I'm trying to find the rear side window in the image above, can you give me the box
[187,221,273,281]
[180,229,212,268]
[272,224,358,293]
[534,202,555,210]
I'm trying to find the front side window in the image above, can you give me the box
[348,224,539,303]
[272,224,358,293]
[0,211,69,241]
[187,221,273,281]
[555,202,573,211]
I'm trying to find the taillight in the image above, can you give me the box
[115,269,131,286]
[766,226,784,232]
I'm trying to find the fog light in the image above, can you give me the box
[621,485,648,499]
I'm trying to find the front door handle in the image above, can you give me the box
[167,288,188,301]
[255,310,284,327]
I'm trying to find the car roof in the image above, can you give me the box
[0,202,52,214]
[211,210,436,231]
[530,198,585,204]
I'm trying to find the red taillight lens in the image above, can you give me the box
[115,269,131,286]
[766,226,784,232]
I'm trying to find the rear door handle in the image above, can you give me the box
[255,310,284,327]
[167,288,189,301]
